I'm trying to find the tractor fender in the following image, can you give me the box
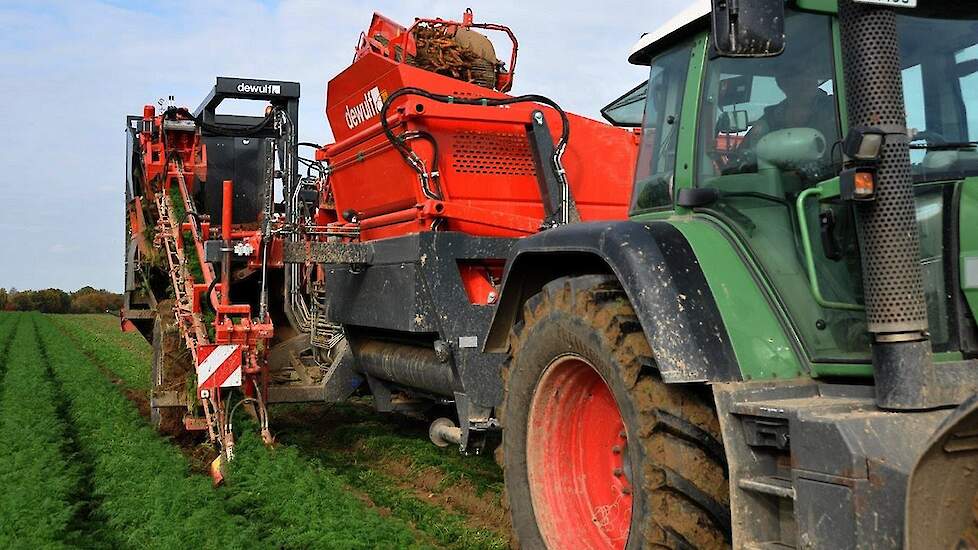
[485,221,741,383]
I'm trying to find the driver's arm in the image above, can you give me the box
[740,106,776,150]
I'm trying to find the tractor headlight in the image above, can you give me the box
[844,126,886,162]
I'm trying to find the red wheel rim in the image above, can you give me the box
[527,354,632,549]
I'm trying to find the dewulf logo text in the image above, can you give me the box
[237,82,281,95]
[345,87,385,129]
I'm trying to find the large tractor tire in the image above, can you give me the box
[500,275,730,549]
[151,300,192,436]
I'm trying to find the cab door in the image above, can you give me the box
[692,8,871,362]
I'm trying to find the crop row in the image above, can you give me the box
[2,311,499,548]
[281,410,508,550]
[225,430,429,549]
[46,315,433,549]
[0,312,19,361]
[59,313,509,548]
[50,314,151,389]
[58,314,153,365]
[0,314,87,546]
[34,315,259,549]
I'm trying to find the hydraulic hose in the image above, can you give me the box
[171,106,278,137]
[278,110,312,333]
[380,86,570,157]
[378,87,572,207]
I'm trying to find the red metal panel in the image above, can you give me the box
[321,37,637,241]
[324,84,636,238]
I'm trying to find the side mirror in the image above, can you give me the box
[711,0,786,57]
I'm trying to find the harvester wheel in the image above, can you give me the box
[151,300,191,436]
[500,275,730,549]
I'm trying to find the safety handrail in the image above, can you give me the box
[795,184,865,312]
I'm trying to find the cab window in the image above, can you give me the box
[897,15,978,182]
[630,40,694,213]
[601,82,647,127]
[697,12,840,190]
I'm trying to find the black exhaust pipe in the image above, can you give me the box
[838,1,933,409]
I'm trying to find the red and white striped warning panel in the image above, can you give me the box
[196,344,242,393]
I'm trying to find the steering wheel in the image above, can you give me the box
[708,147,757,175]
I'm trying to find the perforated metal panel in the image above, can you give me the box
[838,1,928,334]
[450,131,536,176]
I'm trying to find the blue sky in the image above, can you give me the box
[0,0,687,292]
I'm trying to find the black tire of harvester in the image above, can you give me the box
[499,275,731,549]
[151,300,190,436]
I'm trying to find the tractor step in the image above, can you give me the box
[737,475,795,499]
[743,543,796,550]
[715,380,953,549]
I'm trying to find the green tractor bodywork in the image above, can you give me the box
[621,3,978,383]
[483,1,978,547]
[596,4,978,545]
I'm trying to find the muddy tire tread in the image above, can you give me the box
[500,275,730,549]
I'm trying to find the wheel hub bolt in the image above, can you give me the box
[612,445,622,454]
[613,467,624,477]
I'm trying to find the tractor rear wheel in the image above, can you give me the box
[151,300,191,436]
[500,275,731,549]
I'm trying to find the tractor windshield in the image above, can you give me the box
[898,14,978,183]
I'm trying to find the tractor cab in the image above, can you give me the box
[620,0,978,369]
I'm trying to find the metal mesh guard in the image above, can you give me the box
[839,1,928,333]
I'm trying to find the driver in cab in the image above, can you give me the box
[741,72,838,151]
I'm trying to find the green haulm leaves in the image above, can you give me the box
[11,312,507,549]
[0,315,87,547]
[281,403,503,496]
[224,430,432,550]
[51,315,152,389]
[167,185,204,283]
[34,315,257,550]
[42,314,435,549]
[58,314,153,365]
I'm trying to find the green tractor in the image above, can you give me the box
[483,0,978,547]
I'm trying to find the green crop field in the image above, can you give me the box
[0,312,508,549]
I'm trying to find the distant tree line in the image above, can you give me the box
[0,286,123,314]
